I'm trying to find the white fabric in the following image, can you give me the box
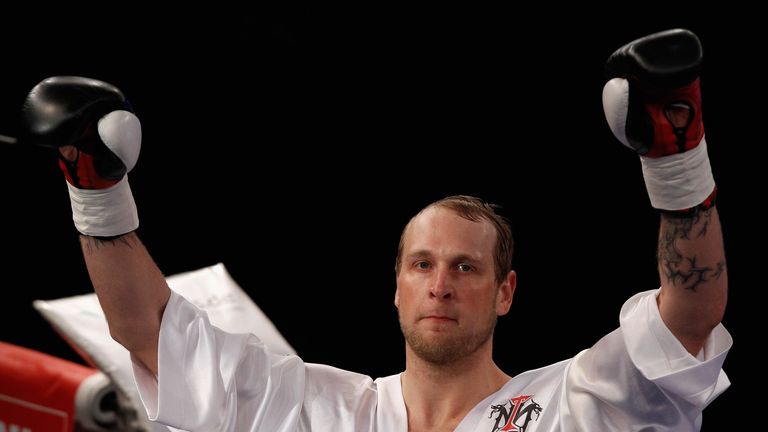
[98,110,142,172]
[132,289,731,431]
[67,176,139,236]
[640,138,716,210]
[34,263,294,432]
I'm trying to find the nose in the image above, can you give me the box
[430,268,453,300]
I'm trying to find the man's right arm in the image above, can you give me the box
[79,232,169,376]
[21,77,167,375]
[22,77,318,431]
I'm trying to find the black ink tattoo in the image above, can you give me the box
[657,207,725,292]
[81,233,136,255]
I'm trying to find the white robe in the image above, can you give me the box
[132,289,731,431]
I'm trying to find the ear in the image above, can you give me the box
[394,286,400,308]
[496,270,516,316]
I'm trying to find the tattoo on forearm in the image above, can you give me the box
[657,208,726,292]
[81,233,136,255]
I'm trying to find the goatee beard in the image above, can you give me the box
[400,314,497,365]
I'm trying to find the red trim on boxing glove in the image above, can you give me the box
[636,78,705,158]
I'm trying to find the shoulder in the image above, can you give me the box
[513,357,573,387]
[373,373,401,387]
[491,358,573,403]
[302,364,378,429]
[305,363,376,395]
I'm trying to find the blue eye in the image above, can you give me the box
[457,264,473,272]
[416,261,430,270]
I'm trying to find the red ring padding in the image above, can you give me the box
[0,341,98,432]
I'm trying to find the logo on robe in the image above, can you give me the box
[488,395,542,432]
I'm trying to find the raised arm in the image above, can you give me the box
[602,30,727,355]
[657,205,725,354]
[21,77,169,374]
[78,233,169,375]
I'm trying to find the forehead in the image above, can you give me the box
[403,206,496,257]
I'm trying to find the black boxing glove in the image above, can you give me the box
[21,76,141,236]
[602,29,715,213]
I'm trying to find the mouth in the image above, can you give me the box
[421,316,457,323]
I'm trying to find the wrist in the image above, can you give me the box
[67,176,139,237]
[639,136,715,211]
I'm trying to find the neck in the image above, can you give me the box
[401,341,510,430]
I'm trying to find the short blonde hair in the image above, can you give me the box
[395,195,513,283]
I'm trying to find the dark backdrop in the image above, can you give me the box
[1,6,757,430]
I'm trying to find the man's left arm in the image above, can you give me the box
[603,29,727,356]
[657,205,726,355]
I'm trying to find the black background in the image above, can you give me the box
[0,6,758,430]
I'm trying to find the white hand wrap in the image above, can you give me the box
[67,176,139,237]
[640,137,715,211]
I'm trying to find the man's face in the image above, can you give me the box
[395,206,514,365]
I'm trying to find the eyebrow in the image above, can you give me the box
[405,250,483,264]
[404,250,432,261]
